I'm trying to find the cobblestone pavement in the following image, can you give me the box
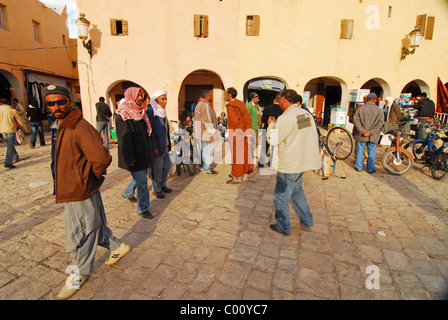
[0,131,447,300]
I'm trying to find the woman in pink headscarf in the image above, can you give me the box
[115,87,154,219]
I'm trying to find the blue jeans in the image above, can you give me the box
[273,172,314,235]
[355,141,377,172]
[4,132,19,167]
[122,169,150,213]
[30,122,45,146]
[199,141,214,172]
[97,121,109,148]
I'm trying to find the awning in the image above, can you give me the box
[248,78,286,92]
[27,73,67,86]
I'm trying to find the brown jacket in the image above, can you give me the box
[54,108,111,203]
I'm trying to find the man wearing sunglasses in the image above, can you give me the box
[43,85,130,300]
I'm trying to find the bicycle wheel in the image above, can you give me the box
[186,154,196,175]
[430,153,448,180]
[381,150,412,175]
[411,141,427,161]
[325,126,354,160]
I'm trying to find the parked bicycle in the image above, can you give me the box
[429,136,448,180]
[312,111,355,179]
[169,121,196,176]
[381,120,414,175]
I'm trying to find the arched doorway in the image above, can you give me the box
[106,80,149,113]
[0,70,25,105]
[178,70,225,123]
[243,77,287,108]
[361,78,391,99]
[401,79,430,99]
[304,77,348,126]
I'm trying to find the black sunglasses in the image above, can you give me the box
[46,99,68,107]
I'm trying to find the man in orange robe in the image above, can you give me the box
[225,87,254,184]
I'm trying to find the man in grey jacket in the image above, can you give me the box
[353,92,384,173]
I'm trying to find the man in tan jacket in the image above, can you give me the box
[0,98,28,168]
[193,90,219,174]
[266,89,321,236]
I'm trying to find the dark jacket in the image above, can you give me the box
[54,108,111,203]
[115,114,151,171]
[261,103,283,129]
[27,106,43,122]
[96,101,112,122]
[416,98,435,118]
[146,107,171,156]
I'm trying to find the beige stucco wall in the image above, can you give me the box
[76,0,448,125]
[0,0,78,105]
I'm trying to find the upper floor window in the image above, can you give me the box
[416,14,435,40]
[194,15,209,38]
[32,20,41,42]
[246,15,260,36]
[110,19,128,36]
[0,4,7,30]
[340,19,354,39]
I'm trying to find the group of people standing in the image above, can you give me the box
[4,83,325,300]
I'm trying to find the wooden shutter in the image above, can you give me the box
[416,14,426,36]
[122,20,128,35]
[247,15,260,36]
[110,19,117,35]
[202,15,209,37]
[425,16,435,40]
[340,19,353,39]
[194,15,200,37]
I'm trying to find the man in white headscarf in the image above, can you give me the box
[146,90,173,199]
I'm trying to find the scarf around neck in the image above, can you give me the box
[116,87,152,135]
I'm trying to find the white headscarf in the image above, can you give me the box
[150,90,167,118]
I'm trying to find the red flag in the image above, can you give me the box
[437,77,448,113]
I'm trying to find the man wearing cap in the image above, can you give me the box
[353,92,384,173]
[43,85,130,300]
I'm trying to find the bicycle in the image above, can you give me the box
[404,118,446,162]
[312,112,355,179]
[429,136,448,180]
[381,120,414,175]
[169,121,196,176]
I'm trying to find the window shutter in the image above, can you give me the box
[340,19,353,39]
[425,16,435,40]
[110,19,117,35]
[247,16,260,36]
[416,14,426,36]
[122,20,128,35]
[202,15,209,37]
[194,15,200,37]
[253,15,260,36]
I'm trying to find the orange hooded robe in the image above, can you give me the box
[226,98,254,178]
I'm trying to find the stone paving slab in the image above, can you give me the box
[0,132,448,300]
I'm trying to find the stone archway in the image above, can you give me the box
[0,69,25,105]
[401,79,430,99]
[243,76,287,108]
[361,78,391,99]
[304,76,348,126]
[178,69,225,123]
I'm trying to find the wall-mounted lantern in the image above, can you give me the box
[75,13,92,58]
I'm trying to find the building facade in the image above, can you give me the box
[75,0,448,126]
[0,0,78,113]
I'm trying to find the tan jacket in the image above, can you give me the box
[267,104,321,174]
[0,104,27,134]
[193,98,218,142]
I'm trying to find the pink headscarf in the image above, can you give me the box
[116,87,152,136]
